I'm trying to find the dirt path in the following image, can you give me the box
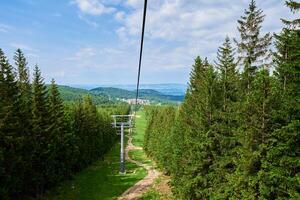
[118,135,161,200]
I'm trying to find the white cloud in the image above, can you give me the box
[119,0,242,42]
[54,0,293,84]
[116,0,291,66]
[72,0,115,15]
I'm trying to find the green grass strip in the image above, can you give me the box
[43,141,147,200]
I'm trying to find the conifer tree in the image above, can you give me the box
[171,57,219,199]
[235,0,272,91]
[0,49,24,198]
[30,65,50,197]
[259,2,300,198]
[216,37,238,112]
[13,50,32,191]
[212,37,239,198]
[274,1,300,121]
[48,79,66,139]
[14,49,31,130]
[47,79,70,185]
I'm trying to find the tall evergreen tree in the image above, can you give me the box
[47,79,70,185]
[14,49,31,127]
[216,36,238,112]
[259,2,300,198]
[13,50,32,192]
[211,37,239,198]
[0,49,24,198]
[171,57,220,199]
[274,1,300,121]
[30,65,50,197]
[235,0,272,92]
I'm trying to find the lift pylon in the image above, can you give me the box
[111,114,134,174]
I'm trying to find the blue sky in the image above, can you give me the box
[0,0,294,85]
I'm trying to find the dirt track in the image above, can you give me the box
[118,135,161,200]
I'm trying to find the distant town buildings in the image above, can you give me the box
[121,98,150,105]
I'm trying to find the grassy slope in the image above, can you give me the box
[43,139,147,200]
[132,110,147,147]
[128,150,152,165]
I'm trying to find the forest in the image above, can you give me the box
[0,48,130,199]
[144,1,300,199]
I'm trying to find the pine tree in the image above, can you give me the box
[259,2,300,198]
[0,49,24,198]
[14,49,31,130]
[48,79,66,140]
[216,36,238,112]
[30,65,50,197]
[274,1,300,122]
[172,57,219,199]
[235,0,272,92]
[211,37,239,198]
[13,50,33,194]
[46,79,70,185]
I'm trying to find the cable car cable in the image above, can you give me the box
[135,0,148,114]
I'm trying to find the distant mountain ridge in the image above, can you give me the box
[70,83,187,96]
[90,87,184,102]
[55,85,185,104]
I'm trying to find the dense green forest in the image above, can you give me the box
[144,1,300,199]
[0,49,130,199]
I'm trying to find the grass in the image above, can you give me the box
[133,110,147,147]
[43,138,147,200]
[128,149,153,165]
[138,190,160,200]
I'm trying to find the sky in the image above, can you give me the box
[0,0,295,85]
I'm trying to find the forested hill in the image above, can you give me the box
[51,85,184,104]
[52,85,111,104]
[90,87,184,102]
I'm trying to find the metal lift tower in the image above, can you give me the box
[111,114,134,174]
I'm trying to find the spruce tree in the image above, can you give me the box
[30,65,50,197]
[14,49,31,129]
[0,49,24,198]
[14,50,32,193]
[216,36,238,112]
[212,37,239,198]
[274,1,300,121]
[172,57,219,199]
[47,79,70,185]
[259,2,300,198]
[235,0,272,92]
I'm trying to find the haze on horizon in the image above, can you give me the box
[0,0,293,85]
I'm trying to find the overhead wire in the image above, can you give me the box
[134,0,148,114]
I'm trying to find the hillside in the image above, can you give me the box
[53,85,111,104]
[90,87,184,103]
